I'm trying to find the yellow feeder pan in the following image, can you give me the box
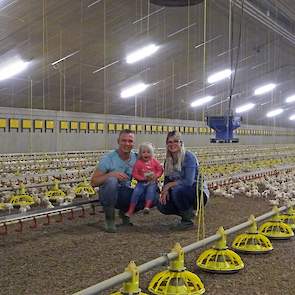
[278,206,295,230]
[9,183,35,207]
[287,206,295,215]
[45,179,66,201]
[259,206,294,240]
[196,227,244,273]
[131,179,138,189]
[149,243,205,295]
[0,203,6,210]
[111,261,148,295]
[74,177,96,196]
[232,215,273,254]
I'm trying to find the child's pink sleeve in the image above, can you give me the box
[132,161,145,181]
[153,159,164,178]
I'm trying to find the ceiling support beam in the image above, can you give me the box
[234,0,295,45]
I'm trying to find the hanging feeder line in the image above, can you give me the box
[0,163,293,193]
[0,199,99,234]
[0,178,88,192]
[73,205,289,295]
[2,167,94,184]
[2,150,295,191]
[0,164,292,234]
[0,150,104,161]
[1,146,294,179]
[204,151,295,165]
[207,164,295,189]
[1,161,97,174]
[0,145,289,164]
[0,145,292,162]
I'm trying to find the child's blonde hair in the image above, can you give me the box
[138,142,155,159]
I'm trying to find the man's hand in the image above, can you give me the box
[108,171,129,181]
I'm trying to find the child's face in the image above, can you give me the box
[141,148,152,161]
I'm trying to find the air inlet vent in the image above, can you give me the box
[150,0,204,7]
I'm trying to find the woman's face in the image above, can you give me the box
[166,136,182,153]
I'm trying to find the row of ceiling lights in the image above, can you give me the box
[120,43,295,121]
[235,83,295,120]
[1,44,294,121]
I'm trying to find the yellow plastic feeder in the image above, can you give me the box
[232,215,273,254]
[131,178,138,189]
[259,206,294,240]
[149,243,205,295]
[196,227,244,273]
[278,206,295,230]
[111,261,148,295]
[74,177,96,196]
[45,179,66,201]
[9,183,35,207]
[287,206,295,215]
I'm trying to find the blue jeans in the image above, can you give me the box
[99,177,145,212]
[157,183,209,216]
[130,182,158,207]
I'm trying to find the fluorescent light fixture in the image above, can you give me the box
[191,96,214,108]
[266,108,283,117]
[254,83,276,95]
[289,114,295,121]
[236,103,255,113]
[286,94,295,103]
[120,82,149,98]
[51,50,80,66]
[207,69,231,84]
[126,44,159,64]
[0,58,29,81]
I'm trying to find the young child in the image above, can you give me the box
[126,142,163,217]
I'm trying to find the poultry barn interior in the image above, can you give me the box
[1,0,295,294]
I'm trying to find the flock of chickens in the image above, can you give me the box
[1,144,295,215]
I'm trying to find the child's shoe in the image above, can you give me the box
[143,207,150,214]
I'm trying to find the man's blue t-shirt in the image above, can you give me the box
[97,150,137,180]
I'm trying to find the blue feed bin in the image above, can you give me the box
[207,116,241,143]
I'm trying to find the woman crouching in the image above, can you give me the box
[158,131,209,230]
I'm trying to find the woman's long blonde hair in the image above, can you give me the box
[164,131,186,176]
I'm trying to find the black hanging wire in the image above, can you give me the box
[226,0,245,141]
[228,0,245,114]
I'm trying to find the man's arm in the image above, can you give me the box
[91,170,110,187]
[91,170,129,187]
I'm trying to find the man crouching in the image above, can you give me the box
[91,129,137,233]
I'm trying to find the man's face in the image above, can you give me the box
[118,133,135,154]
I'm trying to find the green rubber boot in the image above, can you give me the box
[104,207,117,233]
[175,209,194,230]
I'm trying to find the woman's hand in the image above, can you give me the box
[160,182,177,204]
[160,189,169,205]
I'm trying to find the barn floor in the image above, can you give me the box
[1,195,294,295]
